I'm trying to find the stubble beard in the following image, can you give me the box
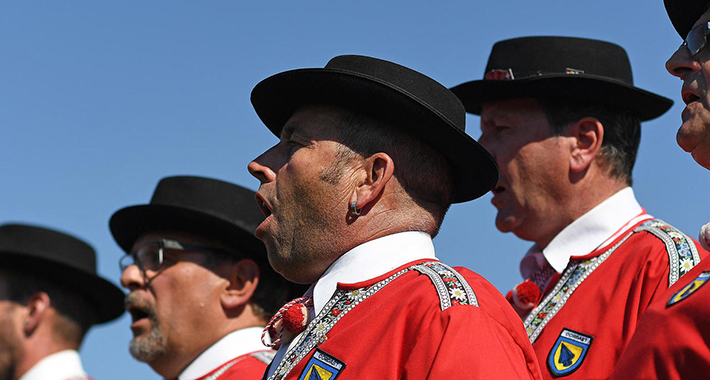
[0,310,21,380]
[125,292,168,363]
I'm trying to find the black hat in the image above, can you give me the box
[0,223,124,324]
[110,176,307,311]
[450,36,673,121]
[250,54,498,203]
[110,176,265,254]
[665,0,710,38]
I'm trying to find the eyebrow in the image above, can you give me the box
[280,124,295,139]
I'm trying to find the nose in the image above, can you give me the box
[121,264,146,291]
[667,44,702,79]
[248,146,279,184]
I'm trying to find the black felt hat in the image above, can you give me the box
[110,176,267,255]
[0,223,125,324]
[450,36,673,121]
[110,176,307,309]
[665,0,710,38]
[250,54,498,203]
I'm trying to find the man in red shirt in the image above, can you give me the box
[609,1,710,378]
[112,176,304,380]
[451,37,708,379]
[248,55,542,379]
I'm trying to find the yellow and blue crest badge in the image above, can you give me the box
[547,328,593,377]
[298,349,346,380]
[668,270,710,307]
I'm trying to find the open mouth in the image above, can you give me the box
[255,193,273,218]
[683,92,701,105]
[127,305,150,323]
[491,185,505,195]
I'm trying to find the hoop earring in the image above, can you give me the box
[350,201,361,216]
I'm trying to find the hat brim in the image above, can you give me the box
[110,204,267,257]
[0,252,125,324]
[450,75,673,120]
[251,68,498,203]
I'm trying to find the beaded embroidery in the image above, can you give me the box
[524,218,703,343]
[635,219,702,286]
[412,261,478,309]
[266,261,477,380]
[524,233,633,343]
[266,267,410,380]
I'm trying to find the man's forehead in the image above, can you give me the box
[280,104,349,138]
[481,98,544,120]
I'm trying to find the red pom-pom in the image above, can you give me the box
[506,290,514,303]
[515,280,540,305]
[283,304,309,334]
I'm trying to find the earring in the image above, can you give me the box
[350,201,361,216]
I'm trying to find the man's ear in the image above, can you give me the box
[350,152,395,213]
[220,259,259,312]
[23,292,50,336]
[568,117,604,173]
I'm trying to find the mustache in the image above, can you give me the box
[124,292,157,319]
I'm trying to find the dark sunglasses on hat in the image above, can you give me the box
[684,21,710,56]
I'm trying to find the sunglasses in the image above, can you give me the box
[118,239,236,274]
[684,21,710,56]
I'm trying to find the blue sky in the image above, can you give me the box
[2,1,708,378]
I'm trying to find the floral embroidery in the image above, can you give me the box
[266,267,412,380]
[266,261,477,380]
[636,219,702,285]
[524,234,632,343]
[524,219,703,343]
[413,261,478,309]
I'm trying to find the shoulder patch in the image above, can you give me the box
[547,328,593,377]
[668,270,710,307]
[635,219,702,286]
[298,349,345,380]
[412,261,478,310]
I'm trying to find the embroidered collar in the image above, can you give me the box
[179,327,270,380]
[520,187,649,277]
[266,231,436,380]
[312,231,436,315]
[19,350,87,380]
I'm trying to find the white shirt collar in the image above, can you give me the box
[521,187,650,277]
[312,231,436,315]
[178,327,269,380]
[266,231,435,379]
[19,350,86,380]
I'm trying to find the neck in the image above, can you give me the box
[16,339,77,380]
[536,175,627,249]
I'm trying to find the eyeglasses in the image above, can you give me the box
[683,22,710,56]
[118,239,235,273]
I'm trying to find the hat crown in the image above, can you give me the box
[0,223,96,274]
[149,176,263,234]
[485,36,633,85]
[664,0,710,38]
[324,55,466,132]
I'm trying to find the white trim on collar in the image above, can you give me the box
[312,231,436,315]
[521,187,650,277]
[179,327,270,380]
[19,350,86,380]
[266,231,436,380]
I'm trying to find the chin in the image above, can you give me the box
[691,149,710,170]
